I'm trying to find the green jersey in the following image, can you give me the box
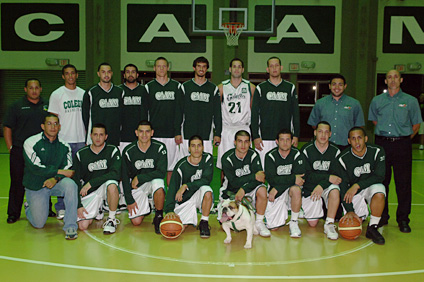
[331,145,386,212]
[265,147,305,197]
[251,79,300,140]
[301,141,341,197]
[221,148,263,198]
[145,79,183,138]
[176,79,222,140]
[121,140,167,205]
[73,144,121,208]
[118,83,148,142]
[82,84,124,146]
[164,153,214,213]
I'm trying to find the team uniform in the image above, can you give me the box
[145,79,183,170]
[73,144,121,221]
[331,145,386,219]
[164,153,214,226]
[217,79,253,169]
[264,147,305,229]
[82,84,124,146]
[177,79,221,157]
[122,140,167,218]
[251,79,300,165]
[301,141,341,220]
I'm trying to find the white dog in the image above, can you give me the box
[219,199,258,249]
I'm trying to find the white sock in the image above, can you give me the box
[369,215,381,226]
[291,212,299,221]
[256,214,264,222]
[201,215,209,221]
[109,210,116,220]
[325,217,335,224]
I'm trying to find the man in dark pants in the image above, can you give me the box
[3,78,48,223]
[369,69,422,233]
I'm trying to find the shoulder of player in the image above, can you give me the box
[122,141,138,154]
[366,144,384,156]
[247,148,260,160]
[265,146,279,158]
[104,144,121,157]
[24,132,44,148]
[150,139,167,153]
[221,79,231,85]
[202,152,213,163]
[169,78,182,87]
[300,141,314,153]
[174,156,189,170]
[222,148,236,159]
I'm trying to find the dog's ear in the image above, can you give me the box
[234,200,241,207]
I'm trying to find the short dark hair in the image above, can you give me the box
[276,129,293,140]
[44,113,59,124]
[267,56,281,66]
[62,64,77,75]
[124,63,138,73]
[193,57,209,69]
[348,127,367,138]
[329,74,346,85]
[229,58,244,68]
[235,130,250,141]
[91,123,107,134]
[98,62,111,71]
[155,57,168,66]
[189,135,203,146]
[317,121,331,131]
[137,120,152,130]
[25,78,41,87]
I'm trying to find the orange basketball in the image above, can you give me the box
[160,213,183,239]
[338,217,362,240]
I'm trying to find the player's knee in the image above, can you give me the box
[307,219,318,227]
[372,192,385,202]
[290,186,301,197]
[107,184,119,194]
[78,221,88,231]
[256,186,267,199]
[31,221,46,229]
[131,216,143,226]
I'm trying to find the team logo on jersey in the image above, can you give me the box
[190,92,210,102]
[235,165,251,177]
[354,163,371,177]
[266,92,288,101]
[99,98,119,108]
[226,93,246,102]
[88,159,107,172]
[155,91,175,100]
[242,88,247,93]
[124,96,142,105]
[313,160,331,171]
[277,164,292,175]
[135,159,154,169]
[191,169,203,182]
[398,103,407,108]
[63,99,82,110]
[344,105,352,110]
[380,156,385,162]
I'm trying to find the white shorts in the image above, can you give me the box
[177,139,213,160]
[77,180,119,221]
[302,184,340,220]
[255,140,277,168]
[153,137,179,171]
[265,188,292,229]
[419,122,424,134]
[174,186,213,226]
[342,184,386,219]
[128,179,165,219]
[217,125,250,169]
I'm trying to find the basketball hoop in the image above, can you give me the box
[222,22,244,46]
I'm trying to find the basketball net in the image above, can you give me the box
[222,22,244,46]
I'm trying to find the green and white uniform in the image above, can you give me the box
[82,84,124,146]
[164,153,214,225]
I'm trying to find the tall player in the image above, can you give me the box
[251,57,300,165]
[145,57,183,185]
[217,58,255,171]
[176,57,221,157]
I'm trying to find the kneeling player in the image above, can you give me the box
[122,121,167,233]
[164,135,214,238]
[73,124,122,234]
[264,129,304,237]
[334,127,386,244]
[301,121,341,240]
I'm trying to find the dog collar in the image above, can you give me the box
[231,208,244,232]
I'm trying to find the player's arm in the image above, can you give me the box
[249,83,256,108]
[307,102,320,129]
[121,152,136,205]
[140,86,149,121]
[136,146,168,184]
[331,157,355,212]
[164,167,180,213]
[72,153,84,209]
[3,126,12,153]
[23,138,61,179]
[356,147,386,189]
[174,83,184,142]
[291,85,300,147]
[218,84,223,102]
[368,98,378,126]
[412,123,420,139]
[186,154,214,192]
[251,86,262,143]
[88,147,122,188]
[212,86,222,142]
[82,90,91,133]
[240,152,264,193]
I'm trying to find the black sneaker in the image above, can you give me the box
[198,220,210,238]
[153,215,163,234]
[366,224,385,245]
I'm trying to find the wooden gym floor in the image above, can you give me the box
[0,143,423,281]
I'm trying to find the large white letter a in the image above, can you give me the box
[139,14,190,43]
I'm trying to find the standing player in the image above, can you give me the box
[307,74,365,150]
[333,127,386,244]
[301,121,341,240]
[368,70,422,233]
[48,64,86,219]
[82,62,124,147]
[73,124,121,234]
[216,58,255,170]
[145,57,183,185]
[251,57,300,165]
[219,130,271,237]
[176,57,221,157]
[4,79,48,224]
[264,129,304,237]
[164,135,214,238]
[122,121,167,234]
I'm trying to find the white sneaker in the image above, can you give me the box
[289,220,301,238]
[255,220,271,237]
[419,145,424,150]
[56,210,65,220]
[103,217,120,235]
[324,223,338,240]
